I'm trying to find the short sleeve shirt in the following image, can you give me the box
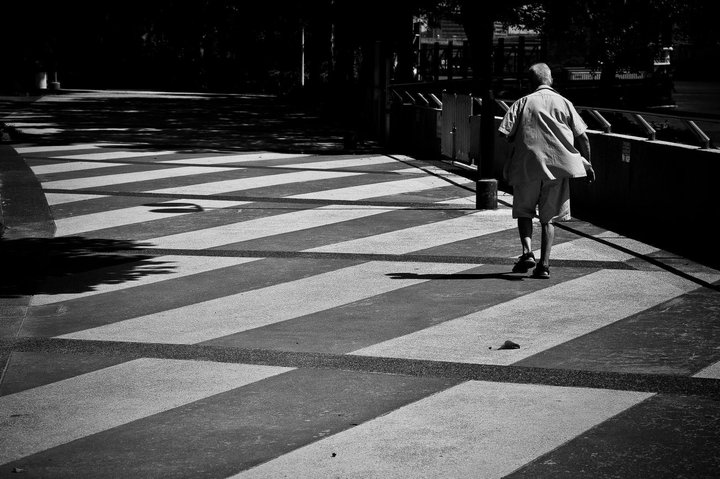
[498,85,588,186]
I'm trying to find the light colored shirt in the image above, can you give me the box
[498,85,588,186]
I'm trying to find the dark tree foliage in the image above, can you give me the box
[1,0,714,94]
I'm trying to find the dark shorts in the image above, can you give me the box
[512,178,571,223]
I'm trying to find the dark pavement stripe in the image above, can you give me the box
[0,351,127,396]
[504,393,720,479]
[50,193,174,218]
[202,264,594,353]
[32,161,183,182]
[0,368,460,478]
[70,164,410,195]
[3,337,720,398]
[123,248,637,269]
[514,285,720,376]
[20,257,361,338]
[41,187,472,209]
[414,220,590,258]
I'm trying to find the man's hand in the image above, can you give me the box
[586,167,596,184]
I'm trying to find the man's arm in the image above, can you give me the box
[576,132,595,183]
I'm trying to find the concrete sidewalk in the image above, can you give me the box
[1,90,720,478]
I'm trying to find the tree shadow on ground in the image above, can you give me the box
[0,91,383,155]
[0,236,174,297]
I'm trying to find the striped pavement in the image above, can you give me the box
[2,137,720,479]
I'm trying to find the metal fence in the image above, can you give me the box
[390,87,718,168]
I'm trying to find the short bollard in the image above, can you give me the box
[476,178,498,210]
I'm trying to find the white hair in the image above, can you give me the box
[528,63,553,87]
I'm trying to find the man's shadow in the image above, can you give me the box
[386,272,524,281]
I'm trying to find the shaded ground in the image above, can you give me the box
[0,90,381,155]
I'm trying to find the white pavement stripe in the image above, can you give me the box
[393,165,468,180]
[0,359,292,464]
[41,166,237,190]
[147,169,362,196]
[436,195,481,205]
[31,161,127,175]
[308,208,515,255]
[159,152,310,164]
[14,144,125,154]
[145,205,399,250]
[289,176,474,201]
[352,270,720,365]
[58,261,476,344]
[233,381,652,479]
[52,150,177,161]
[45,193,109,205]
[53,198,251,237]
[29,256,260,306]
[262,156,398,170]
[694,361,720,379]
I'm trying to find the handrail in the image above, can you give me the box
[632,113,657,140]
[427,93,442,109]
[415,92,431,107]
[586,109,612,133]
[685,120,711,149]
[391,90,717,149]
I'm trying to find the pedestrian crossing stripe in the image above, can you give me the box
[0,359,292,464]
[352,269,720,365]
[159,152,311,164]
[31,161,128,175]
[45,192,110,205]
[53,198,252,236]
[46,150,178,161]
[14,143,129,154]
[288,175,474,201]
[231,381,652,479]
[29,256,260,307]
[41,165,238,190]
[143,205,403,250]
[57,261,479,344]
[146,169,365,196]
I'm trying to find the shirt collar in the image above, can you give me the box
[535,85,556,93]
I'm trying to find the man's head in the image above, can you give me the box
[528,63,553,88]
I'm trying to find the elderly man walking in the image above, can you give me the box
[498,62,595,279]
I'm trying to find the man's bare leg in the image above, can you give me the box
[518,217,533,254]
[539,221,554,268]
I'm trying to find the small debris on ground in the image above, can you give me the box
[490,340,520,350]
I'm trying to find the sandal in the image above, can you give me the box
[512,252,536,273]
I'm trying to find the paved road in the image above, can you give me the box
[1,90,720,478]
[673,81,720,117]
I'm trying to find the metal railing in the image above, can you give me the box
[390,87,719,177]
[493,100,716,149]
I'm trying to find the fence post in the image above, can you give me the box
[495,38,504,76]
[433,42,440,82]
[462,40,470,78]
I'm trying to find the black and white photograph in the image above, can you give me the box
[1,1,719,477]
